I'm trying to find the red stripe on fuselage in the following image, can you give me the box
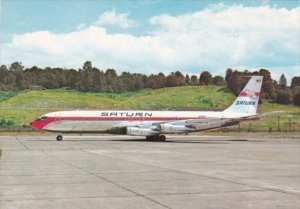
[30,116,202,130]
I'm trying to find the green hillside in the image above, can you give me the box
[1,86,233,109]
[0,87,299,130]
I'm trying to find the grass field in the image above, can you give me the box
[0,87,299,132]
[1,86,233,109]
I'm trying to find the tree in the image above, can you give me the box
[66,69,80,89]
[199,71,212,85]
[293,92,300,106]
[9,62,24,71]
[212,75,225,86]
[0,65,9,89]
[105,69,118,92]
[9,62,27,89]
[133,73,146,90]
[83,61,92,71]
[279,74,287,89]
[225,68,233,83]
[116,72,136,92]
[41,70,58,89]
[147,73,166,89]
[291,76,300,88]
[291,76,300,106]
[166,71,185,87]
[80,61,94,90]
[157,73,166,88]
[259,69,276,101]
[52,68,66,88]
[25,66,40,86]
[190,75,198,86]
[276,89,291,104]
[185,74,190,85]
[146,74,157,89]
[3,71,16,90]
[226,71,242,96]
[92,67,106,91]
[259,68,272,80]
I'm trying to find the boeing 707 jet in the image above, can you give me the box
[30,76,263,141]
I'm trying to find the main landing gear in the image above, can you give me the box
[56,135,63,141]
[146,134,166,142]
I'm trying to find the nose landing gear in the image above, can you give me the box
[56,135,63,141]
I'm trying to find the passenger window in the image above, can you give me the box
[36,116,47,121]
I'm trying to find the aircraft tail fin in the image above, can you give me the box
[223,76,263,115]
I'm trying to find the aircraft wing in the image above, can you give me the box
[185,115,260,131]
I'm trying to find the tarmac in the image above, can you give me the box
[0,134,299,209]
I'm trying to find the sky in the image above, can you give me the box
[0,0,299,81]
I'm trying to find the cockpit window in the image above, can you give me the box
[36,116,47,121]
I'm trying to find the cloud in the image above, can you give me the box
[76,23,86,30]
[1,4,299,81]
[93,10,137,28]
[262,0,270,5]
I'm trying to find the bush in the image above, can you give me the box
[7,120,16,126]
[0,119,7,126]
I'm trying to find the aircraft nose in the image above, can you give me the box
[30,120,45,130]
[30,121,35,128]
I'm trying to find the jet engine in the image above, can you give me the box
[126,127,160,136]
[159,123,195,133]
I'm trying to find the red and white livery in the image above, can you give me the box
[30,76,263,141]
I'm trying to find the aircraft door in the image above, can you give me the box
[55,112,61,124]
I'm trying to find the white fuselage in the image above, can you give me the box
[31,110,251,133]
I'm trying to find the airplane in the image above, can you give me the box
[30,76,263,141]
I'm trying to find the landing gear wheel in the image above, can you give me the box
[146,135,166,142]
[146,135,158,141]
[56,135,63,141]
[158,134,166,141]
